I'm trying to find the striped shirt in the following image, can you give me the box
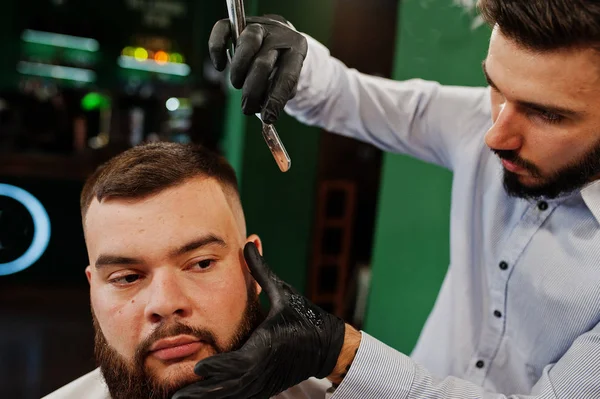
[285,35,600,399]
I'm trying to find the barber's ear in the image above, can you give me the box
[85,265,92,285]
[245,234,263,295]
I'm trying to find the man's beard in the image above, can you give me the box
[494,140,600,200]
[92,286,264,399]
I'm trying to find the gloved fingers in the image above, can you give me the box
[200,370,265,399]
[194,346,261,378]
[262,14,297,30]
[245,15,289,28]
[230,24,266,89]
[172,384,204,399]
[261,49,305,124]
[241,47,279,115]
[178,358,262,399]
[208,19,233,71]
[243,242,284,306]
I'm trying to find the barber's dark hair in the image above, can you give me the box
[80,142,239,219]
[477,0,600,51]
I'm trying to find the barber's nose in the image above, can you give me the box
[145,270,192,324]
[485,102,523,151]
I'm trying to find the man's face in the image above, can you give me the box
[484,27,600,199]
[84,177,263,399]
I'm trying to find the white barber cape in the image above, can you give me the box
[42,368,333,399]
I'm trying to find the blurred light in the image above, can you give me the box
[122,47,135,57]
[89,132,109,149]
[118,56,191,77]
[134,47,148,61]
[166,97,180,111]
[17,61,96,83]
[21,29,99,52]
[155,51,169,64]
[0,184,51,276]
[82,92,110,111]
[169,53,184,63]
[82,92,102,111]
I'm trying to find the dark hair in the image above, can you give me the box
[80,142,239,219]
[478,0,600,51]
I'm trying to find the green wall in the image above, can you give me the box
[364,0,490,353]
[221,0,336,293]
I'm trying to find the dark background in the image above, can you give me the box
[0,0,401,397]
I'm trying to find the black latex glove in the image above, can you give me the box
[208,15,308,125]
[172,242,346,399]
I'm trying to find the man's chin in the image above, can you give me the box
[150,362,200,394]
[145,350,210,387]
[503,170,549,199]
[148,358,196,378]
[515,174,547,189]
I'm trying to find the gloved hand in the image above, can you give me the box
[172,242,346,399]
[208,15,308,125]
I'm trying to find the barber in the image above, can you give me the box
[175,1,600,398]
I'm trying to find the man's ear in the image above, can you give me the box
[245,234,263,295]
[246,234,263,256]
[85,265,92,285]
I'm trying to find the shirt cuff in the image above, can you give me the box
[329,332,416,399]
[285,33,333,114]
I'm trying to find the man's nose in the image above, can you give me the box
[485,102,524,151]
[144,269,193,324]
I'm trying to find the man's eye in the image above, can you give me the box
[531,109,563,124]
[191,259,214,270]
[110,274,141,285]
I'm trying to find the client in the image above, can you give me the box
[44,142,330,399]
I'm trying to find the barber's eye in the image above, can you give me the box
[193,259,214,270]
[532,109,563,124]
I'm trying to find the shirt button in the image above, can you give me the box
[476,360,485,369]
[499,261,509,270]
[538,201,549,211]
[494,310,503,318]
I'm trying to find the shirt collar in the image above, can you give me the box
[580,180,600,224]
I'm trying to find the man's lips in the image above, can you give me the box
[501,159,526,174]
[149,335,203,361]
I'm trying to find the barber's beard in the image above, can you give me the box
[494,140,600,200]
[92,287,264,399]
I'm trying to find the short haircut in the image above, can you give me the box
[478,0,600,51]
[80,142,240,222]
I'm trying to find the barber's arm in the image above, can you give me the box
[173,243,600,399]
[209,15,491,171]
[328,327,600,399]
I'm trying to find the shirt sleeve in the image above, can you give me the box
[275,377,333,399]
[285,34,492,171]
[330,327,600,399]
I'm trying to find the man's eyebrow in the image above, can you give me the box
[94,234,227,269]
[481,59,581,118]
[168,234,227,258]
[95,255,142,269]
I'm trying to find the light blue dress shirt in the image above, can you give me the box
[285,35,600,399]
